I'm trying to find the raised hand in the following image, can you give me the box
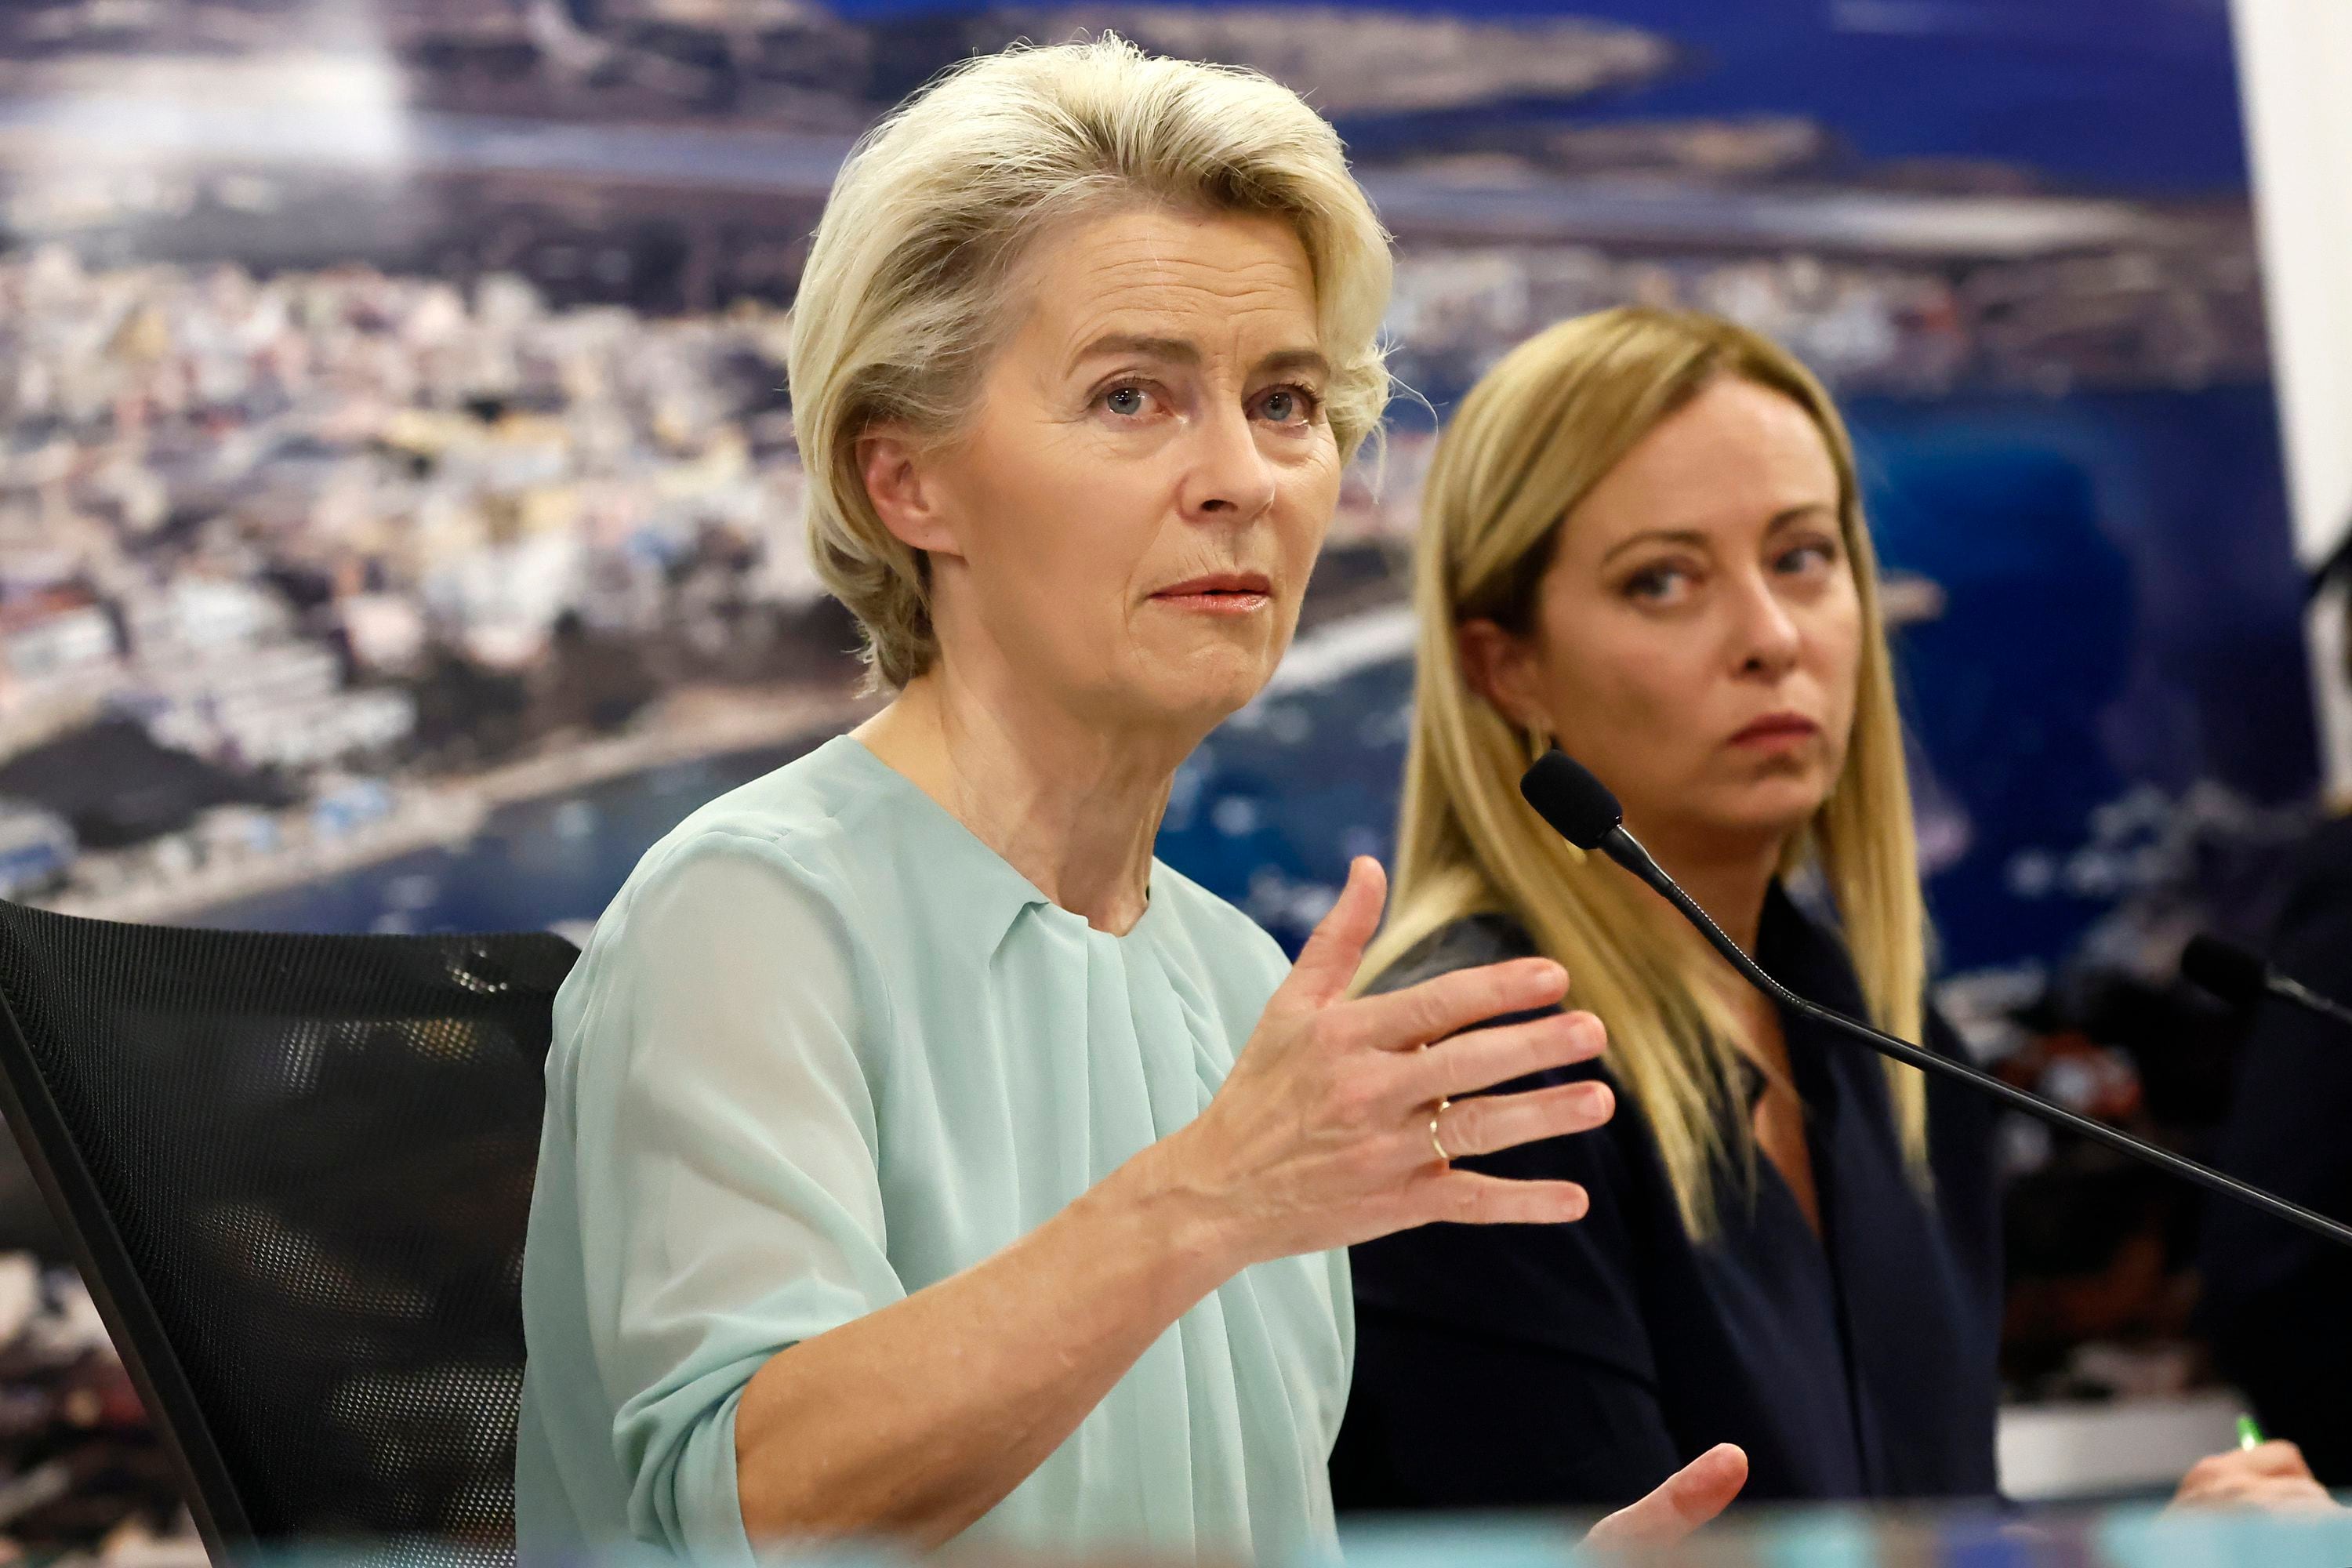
[1157,856,1617,1268]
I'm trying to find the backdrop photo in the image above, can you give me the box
[0,0,2322,1531]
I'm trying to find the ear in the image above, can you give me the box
[1457,617,1544,732]
[858,426,960,558]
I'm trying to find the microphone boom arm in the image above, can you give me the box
[1599,824,2352,1254]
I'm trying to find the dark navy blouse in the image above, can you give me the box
[1330,886,2002,1512]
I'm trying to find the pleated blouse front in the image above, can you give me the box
[516,735,1351,1564]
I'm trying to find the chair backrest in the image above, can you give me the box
[0,902,577,1566]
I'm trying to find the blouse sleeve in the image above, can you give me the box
[551,829,903,1561]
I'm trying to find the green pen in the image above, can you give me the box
[2238,1414,2268,1451]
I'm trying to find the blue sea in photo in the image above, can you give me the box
[187,0,2313,983]
[198,380,2314,980]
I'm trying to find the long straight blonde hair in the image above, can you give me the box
[1365,307,1929,1236]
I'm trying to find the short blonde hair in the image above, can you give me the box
[1366,307,1929,1236]
[788,36,1394,690]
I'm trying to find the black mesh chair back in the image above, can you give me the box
[0,902,578,1566]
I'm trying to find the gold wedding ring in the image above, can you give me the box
[1418,1041,1454,1164]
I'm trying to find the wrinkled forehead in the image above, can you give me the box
[996,203,1326,377]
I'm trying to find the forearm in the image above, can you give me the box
[731,1140,1232,1548]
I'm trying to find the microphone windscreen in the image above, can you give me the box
[2182,934,2268,1009]
[1519,752,1622,851]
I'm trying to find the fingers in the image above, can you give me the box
[1404,1011,1607,1102]
[2235,1439,2314,1479]
[1434,1078,1615,1160]
[2172,1477,2336,1514]
[1584,1443,1749,1551]
[1338,956,1570,1052]
[2253,1480,2337,1512]
[1417,1172,1590,1226]
[1283,858,1387,1007]
[2177,1440,2312,1496]
[2171,1443,2339,1515]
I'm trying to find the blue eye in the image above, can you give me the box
[1105,386,1147,417]
[1255,383,1321,425]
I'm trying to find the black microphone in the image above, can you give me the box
[1519,750,2352,1252]
[2182,934,2352,1033]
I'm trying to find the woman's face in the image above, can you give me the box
[867,205,1342,736]
[1467,377,1864,863]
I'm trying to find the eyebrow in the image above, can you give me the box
[1067,334,1330,380]
[1256,347,1332,380]
[1595,504,1837,569]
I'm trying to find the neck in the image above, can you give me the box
[855,662,1200,937]
[1625,817,1785,956]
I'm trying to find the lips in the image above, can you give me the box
[1151,572,1273,613]
[1730,713,1820,747]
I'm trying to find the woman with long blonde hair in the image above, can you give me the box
[1330,307,2005,1510]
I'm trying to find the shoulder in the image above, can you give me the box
[591,736,931,946]
[554,742,891,1063]
[1362,911,1542,997]
[633,736,887,891]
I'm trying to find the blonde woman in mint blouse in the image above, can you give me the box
[516,38,1748,1565]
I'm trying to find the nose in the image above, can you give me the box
[1730,567,1802,679]
[1178,402,1279,525]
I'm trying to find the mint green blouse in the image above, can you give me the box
[516,735,1352,1563]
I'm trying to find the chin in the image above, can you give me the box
[1711,775,1835,841]
[1172,668,1272,728]
[1134,637,1281,722]
[1082,667,1259,739]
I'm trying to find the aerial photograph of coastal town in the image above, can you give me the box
[0,2,2327,1541]
[0,0,2299,953]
